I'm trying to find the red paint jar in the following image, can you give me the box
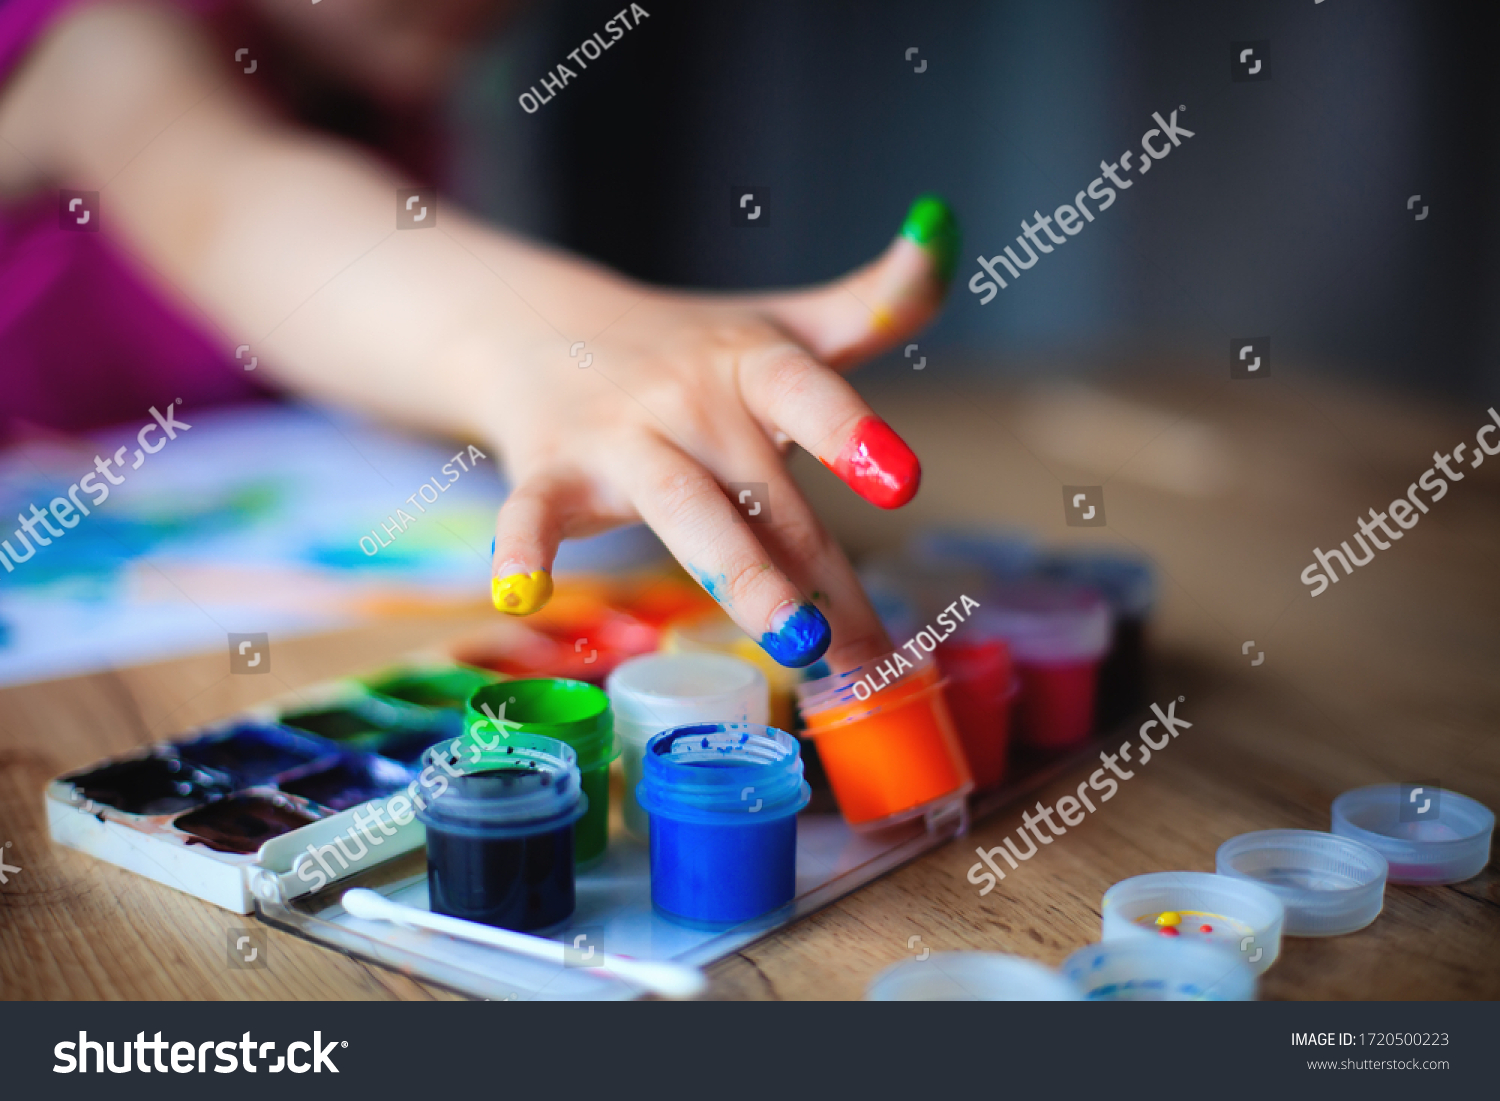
[982,582,1111,750]
[936,638,1018,790]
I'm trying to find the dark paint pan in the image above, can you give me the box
[176,723,333,786]
[62,754,231,816]
[173,794,320,854]
[279,754,411,812]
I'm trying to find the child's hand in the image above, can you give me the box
[0,4,956,670]
[482,198,958,670]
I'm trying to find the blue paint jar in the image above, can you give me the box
[638,723,810,926]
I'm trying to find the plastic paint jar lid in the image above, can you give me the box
[606,653,768,748]
[415,732,586,839]
[637,723,810,825]
[865,952,1081,1001]
[466,678,617,771]
[980,580,1112,664]
[1101,871,1285,975]
[1331,785,1495,885]
[1039,549,1157,619]
[1061,939,1257,1001]
[1216,829,1388,936]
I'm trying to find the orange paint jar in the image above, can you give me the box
[796,657,972,830]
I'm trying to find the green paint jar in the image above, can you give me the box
[465,678,616,865]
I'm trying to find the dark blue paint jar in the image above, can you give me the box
[415,732,586,932]
[638,723,810,926]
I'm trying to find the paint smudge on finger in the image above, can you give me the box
[760,601,830,668]
[492,570,553,615]
[825,416,921,509]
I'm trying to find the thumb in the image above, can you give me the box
[755,195,959,371]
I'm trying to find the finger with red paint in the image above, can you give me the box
[739,344,922,510]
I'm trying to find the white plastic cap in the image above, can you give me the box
[1100,870,1284,975]
[865,952,1081,1001]
[606,652,768,747]
[1216,829,1387,936]
[1332,785,1494,886]
[1062,939,1256,1001]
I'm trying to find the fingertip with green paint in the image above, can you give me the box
[900,194,960,287]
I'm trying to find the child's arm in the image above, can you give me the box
[0,2,957,669]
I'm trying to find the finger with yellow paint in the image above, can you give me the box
[489,474,566,616]
[492,570,553,615]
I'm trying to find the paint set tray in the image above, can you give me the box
[48,657,1109,1001]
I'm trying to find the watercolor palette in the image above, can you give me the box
[49,655,1120,1000]
[44,669,482,912]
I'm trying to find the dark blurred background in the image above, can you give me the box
[444,0,1500,401]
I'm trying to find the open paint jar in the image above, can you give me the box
[1332,784,1494,885]
[1101,870,1285,975]
[1041,550,1155,728]
[465,678,616,865]
[606,652,768,840]
[797,657,972,831]
[637,723,810,925]
[1061,938,1256,1001]
[415,733,586,932]
[935,638,1018,791]
[981,581,1111,749]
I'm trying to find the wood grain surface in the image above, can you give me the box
[3,371,1496,1000]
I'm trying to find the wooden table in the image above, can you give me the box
[3,370,1497,1000]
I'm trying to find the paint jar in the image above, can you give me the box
[661,610,800,733]
[1061,939,1256,1001]
[606,653,768,840]
[637,723,810,925]
[465,678,616,865]
[1100,870,1285,975]
[981,581,1111,750]
[1041,550,1156,728]
[865,952,1081,1001]
[416,733,585,932]
[796,657,972,831]
[1331,785,1494,885]
[935,638,1018,791]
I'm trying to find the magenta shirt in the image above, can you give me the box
[0,0,265,441]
